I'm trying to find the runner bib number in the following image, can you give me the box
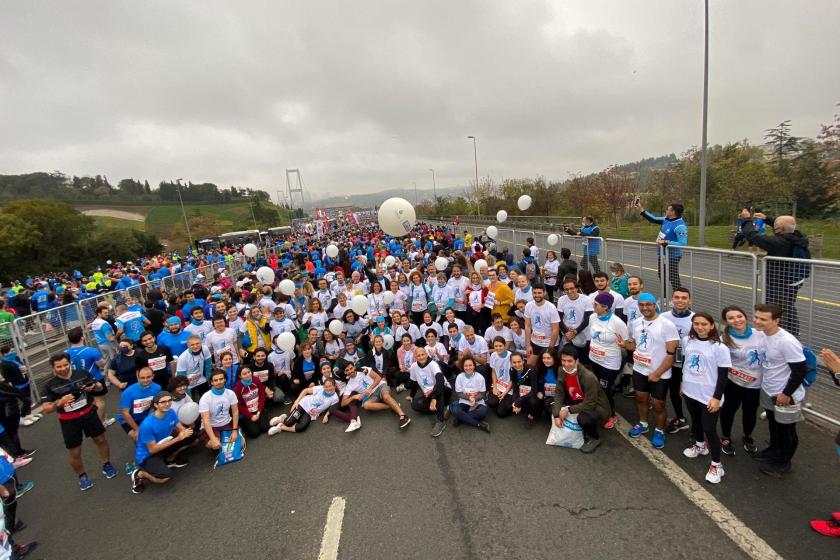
[632,352,652,367]
[132,396,153,415]
[519,385,532,397]
[65,395,88,412]
[544,383,556,397]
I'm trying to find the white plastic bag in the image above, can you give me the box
[545,413,584,449]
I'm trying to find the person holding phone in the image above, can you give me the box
[636,198,688,293]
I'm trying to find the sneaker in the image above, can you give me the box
[282,397,293,405]
[165,458,189,469]
[11,520,26,534]
[602,416,617,430]
[628,423,649,438]
[102,462,118,479]
[810,520,840,537]
[345,418,361,433]
[651,429,666,449]
[15,481,34,499]
[721,438,735,456]
[759,461,791,478]
[431,420,447,438]
[124,461,138,475]
[17,449,36,459]
[130,470,144,494]
[705,463,725,484]
[398,415,411,430]
[580,438,602,454]
[103,418,116,428]
[683,443,709,458]
[395,384,406,393]
[477,421,491,433]
[20,417,35,427]
[743,435,758,454]
[12,457,32,469]
[267,425,283,436]
[79,474,94,492]
[666,418,689,434]
[269,414,287,427]
[13,542,38,559]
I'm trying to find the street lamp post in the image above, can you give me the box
[429,168,437,200]
[175,178,193,249]
[467,136,479,216]
[698,0,709,245]
[413,182,418,205]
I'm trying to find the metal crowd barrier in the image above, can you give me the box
[11,257,246,398]
[425,219,840,425]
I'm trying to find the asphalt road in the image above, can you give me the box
[10,389,840,560]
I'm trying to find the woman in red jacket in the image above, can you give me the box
[233,365,271,438]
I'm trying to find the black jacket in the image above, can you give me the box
[744,217,809,284]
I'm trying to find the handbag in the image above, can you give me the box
[214,429,246,468]
[545,413,584,449]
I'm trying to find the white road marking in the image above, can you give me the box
[317,496,346,560]
[615,416,783,560]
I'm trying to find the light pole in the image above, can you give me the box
[429,168,437,200]
[413,182,418,205]
[175,178,193,249]
[698,0,709,245]
[467,136,480,216]
[248,201,259,230]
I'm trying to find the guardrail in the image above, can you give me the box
[427,218,840,426]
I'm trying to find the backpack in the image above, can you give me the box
[802,346,818,388]
[525,261,538,282]
[789,244,812,283]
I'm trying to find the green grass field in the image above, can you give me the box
[143,203,250,235]
[88,215,146,231]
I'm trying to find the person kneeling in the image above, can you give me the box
[448,357,490,433]
[131,392,194,494]
[268,379,339,435]
[552,346,611,453]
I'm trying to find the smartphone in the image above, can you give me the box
[632,195,641,207]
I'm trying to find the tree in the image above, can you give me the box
[591,166,637,229]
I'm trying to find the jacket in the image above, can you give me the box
[552,365,611,419]
[744,217,810,285]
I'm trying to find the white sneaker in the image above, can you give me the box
[395,384,406,393]
[20,417,35,427]
[267,425,282,436]
[705,463,725,484]
[683,443,709,458]
[345,418,361,433]
[103,418,116,428]
[269,414,287,427]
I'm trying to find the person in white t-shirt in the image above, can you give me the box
[625,292,679,449]
[556,278,594,359]
[447,265,470,319]
[267,378,339,435]
[339,364,411,430]
[269,307,295,339]
[204,316,241,367]
[448,357,490,432]
[587,291,628,430]
[408,347,452,437]
[524,283,560,368]
[197,370,239,450]
[456,325,490,380]
[660,287,695,435]
[483,313,513,350]
[184,307,213,342]
[513,275,534,305]
[542,251,560,303]
[591,272,625,317]
[752,303,808,478]
[487,339,514,418]
[680,313,731,484]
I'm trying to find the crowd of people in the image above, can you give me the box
[1,202,839,556]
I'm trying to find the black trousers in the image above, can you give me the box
[668,366,685,419]
[487,393,514,418]
[411,386,452,422]
[591,363,620,416]
[765,409,798,464]
[720,383,760,439]
[684,396,721,462]
[658,253,682,293]
[240,411,270,438]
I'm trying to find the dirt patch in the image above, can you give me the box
[81,209,145,221]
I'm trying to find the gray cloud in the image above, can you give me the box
[1,0,838,198]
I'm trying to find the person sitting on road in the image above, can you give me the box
[510,352,544,425]
[339,363,411,431]
[552,346,611,454]
[197,369,239,451]
[268,378,340,435]
[233,365,271,439]
[448,357,490,433]
[407,347,452,438]
[487,337,514,418]
[130,391,194,495]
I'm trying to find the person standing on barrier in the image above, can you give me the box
[752,303,807,478]
[741,213,809,338]
[637,201,687,293]
[566,217,602,273]
[661,288,695,435]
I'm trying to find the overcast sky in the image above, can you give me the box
[2,1,838,199]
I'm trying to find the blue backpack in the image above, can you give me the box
[802,346,818,388]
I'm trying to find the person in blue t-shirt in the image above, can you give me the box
[31,285,50,312]
[157,317,190,358]
[118,367,161,440]
[66,327,112,425]
[638,200,688,293]
[131,391,194,494]
[114,303,150,343]
[566,216,602,273]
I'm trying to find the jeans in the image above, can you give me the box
[449,402,488,427]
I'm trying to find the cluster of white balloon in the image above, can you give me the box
[241,243,277,283]
[491,194,559,246]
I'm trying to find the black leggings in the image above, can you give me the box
[719,383,760,439]
[0,413,22,456]
[283,406,312,432]
[669,366,685,419]
[240,411,270,439]
[545,284,557,304]
[591,363,620,416]
[517,392,544,418]
[684,396,721,462]
[487,393,514,418]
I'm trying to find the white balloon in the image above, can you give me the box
[326,244,339,259]
[256,266,275,284]
[547,233,560,246]
[378,197,417,237]
[243,243,258,258]
[351,295,369,315]
[486,226,498,238]
[383,291,395,305]
[384,255,396,267]
[177,402,199,425]
[328,319,344,336]
[496,210,508,223]
[517,195,532,211]
[382,334,395,350]
[278,278,296,296]
[474,259,488,272]
[277,332,297,352]
[106,260,112,265]
[435,256,449,271]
